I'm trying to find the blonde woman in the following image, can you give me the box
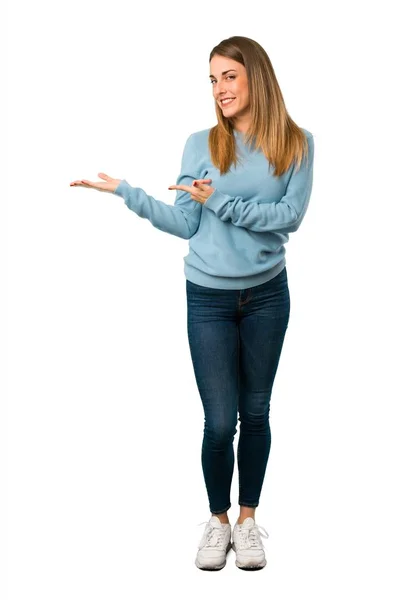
[70,35,314,572]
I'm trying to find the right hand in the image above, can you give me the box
[70,172,122,193]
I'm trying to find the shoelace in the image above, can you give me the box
[197,521,228,548]
[235,523,269,550]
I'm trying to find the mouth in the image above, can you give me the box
[220,98,236,107]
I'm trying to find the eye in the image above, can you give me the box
[210,75,235,84]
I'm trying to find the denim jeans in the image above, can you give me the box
[186,266,290,514]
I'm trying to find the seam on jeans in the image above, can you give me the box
[238,289,253,307]
[237,327,241,498]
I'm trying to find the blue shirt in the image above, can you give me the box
[113,127,314,289]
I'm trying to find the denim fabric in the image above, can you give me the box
[186,266,290,514]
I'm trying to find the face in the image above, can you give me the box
[209,55,250,124]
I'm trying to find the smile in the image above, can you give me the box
[221,98,235,106]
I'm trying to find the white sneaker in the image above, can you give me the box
[232,517,269,570]
[195,516,232,570]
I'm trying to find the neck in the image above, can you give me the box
[232,117,251,136]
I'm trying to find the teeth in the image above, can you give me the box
[221,98,235,105]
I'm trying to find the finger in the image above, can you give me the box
[193,178,212,186]
[168,184,193,192]
[70,180,92,187]
[98,172,111,181]
[81,180,109,190]
[193,181,211,189]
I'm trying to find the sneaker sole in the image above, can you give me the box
[235,560,266,571]
[195,541,232,571]
[232,542,267,570]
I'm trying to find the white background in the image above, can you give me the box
[4,0,400,597]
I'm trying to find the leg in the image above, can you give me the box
[212,510,230,524]
[186,280,239,517]
[237,506,256,524]
[237,267,291,510]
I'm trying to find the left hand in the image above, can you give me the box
[168,178,215,205]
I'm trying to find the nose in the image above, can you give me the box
[214,81,227,98]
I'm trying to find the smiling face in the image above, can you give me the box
[209,54,250,131]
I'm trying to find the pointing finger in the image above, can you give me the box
[168,184,193,192]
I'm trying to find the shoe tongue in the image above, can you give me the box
[240,517,255,528]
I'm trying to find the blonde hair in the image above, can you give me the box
[209,36,310,177]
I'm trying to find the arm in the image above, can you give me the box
[203,134,314,234]
[113,134,202,239]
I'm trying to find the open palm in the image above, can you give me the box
[70,172,121,193]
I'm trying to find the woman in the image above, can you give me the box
[70,35,314,572]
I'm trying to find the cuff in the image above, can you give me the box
[204,188,232,212]
[113,179,130,197]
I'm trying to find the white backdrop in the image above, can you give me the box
[5,0,400,597]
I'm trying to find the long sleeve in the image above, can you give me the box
[113,134,202,239]
[203,133,314,234]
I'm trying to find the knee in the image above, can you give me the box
[239,407,270,432]
[204,420,237,448]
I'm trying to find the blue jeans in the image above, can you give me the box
[186,267,290,514]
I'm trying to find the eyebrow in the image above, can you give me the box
[209,69,237,78]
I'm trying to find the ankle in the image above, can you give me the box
[237,507,256,524]
[212,512,230,524]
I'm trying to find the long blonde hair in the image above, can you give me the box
[209,36,310,177]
